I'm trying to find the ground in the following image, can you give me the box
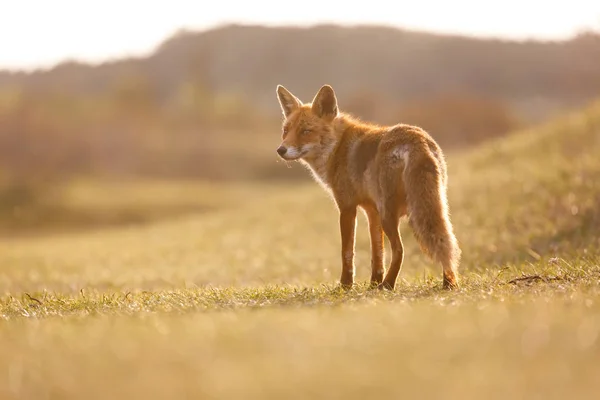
[1,101,599,399]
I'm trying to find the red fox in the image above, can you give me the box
[275,84,461,290]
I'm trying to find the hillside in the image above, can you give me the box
[3,24,600,119]
[1,94,600,400]
[1,97,598,293]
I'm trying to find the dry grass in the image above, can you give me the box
[1,101,600,399]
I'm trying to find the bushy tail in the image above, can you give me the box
[403,148,461,287]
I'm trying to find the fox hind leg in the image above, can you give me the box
[378,207,404,290]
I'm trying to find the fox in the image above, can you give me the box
[275,84,461,290]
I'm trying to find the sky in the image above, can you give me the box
[1,0,599,71]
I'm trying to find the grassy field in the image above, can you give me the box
[1,101,600,399]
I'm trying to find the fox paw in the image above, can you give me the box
[376,281,395,291]
[443,273,459,290]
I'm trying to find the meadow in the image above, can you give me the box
[1,99,599,399]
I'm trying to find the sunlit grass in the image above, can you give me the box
[1,256,598,320]
[0,100,599,399]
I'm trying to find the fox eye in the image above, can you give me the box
[282,127,289,136]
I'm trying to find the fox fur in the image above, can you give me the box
[275,84,461,290]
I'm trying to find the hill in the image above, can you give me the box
[2,24,600,230]
[1,93,599,399]
[2,95,598,291]
[3,24,600,120]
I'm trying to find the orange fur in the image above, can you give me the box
[276,84,461,290]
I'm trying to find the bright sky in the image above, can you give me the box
[1,0,598,71]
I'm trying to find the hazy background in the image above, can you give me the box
[1,1,599,234]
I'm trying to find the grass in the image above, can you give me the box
[1,100,600,399]
[0,177,289,237]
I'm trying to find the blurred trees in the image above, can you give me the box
[0,24,599,201]
[398,92,520,148]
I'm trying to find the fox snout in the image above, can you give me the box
[276,145,303,160]
[276,145,287,157]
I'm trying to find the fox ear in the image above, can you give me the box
[276,85,302,118]
[311,85,338,120]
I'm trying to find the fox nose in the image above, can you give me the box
[277,146,287,156]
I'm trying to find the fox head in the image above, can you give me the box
[275,84,339,161]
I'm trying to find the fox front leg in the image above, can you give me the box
[338,207,357,289]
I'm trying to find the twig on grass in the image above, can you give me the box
[507,274,564,285]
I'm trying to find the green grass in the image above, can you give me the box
[1,101,600,399]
